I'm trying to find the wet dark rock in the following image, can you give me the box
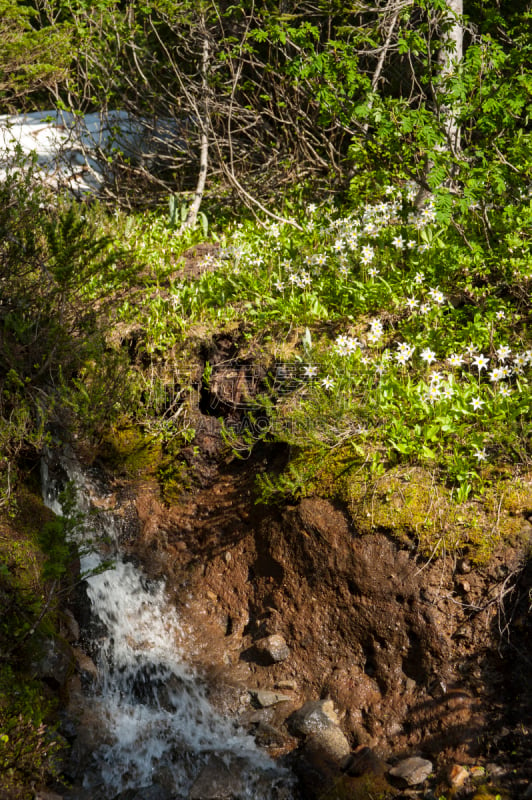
[34,789,65,799]
[31,635,75,689]
[112,786,175,800]
[72,646,98,683]
[253,720,292,748]
[188,755,243,799]
[388,756,433,786]
[62,609,80,642]
[254,634,290,664]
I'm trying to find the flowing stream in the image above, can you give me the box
[42,450,293,800]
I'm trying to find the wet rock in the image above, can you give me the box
[112,786,173,800]
[188,755,243,799]
[72,646,98,682]
[31,636,75,689]
[254,634,290,663]
[289,699,340,736]
[254,720,291,748]
[523,782,532,800]
[34,791,64,800]
[388,756,433,786]
[249,689,292,708]
[62,609,80,642]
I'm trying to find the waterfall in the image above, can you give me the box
[42,450,294,799]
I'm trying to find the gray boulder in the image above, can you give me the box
[188,756,243,800]
[254,634,290,663]
[389,756,433,786]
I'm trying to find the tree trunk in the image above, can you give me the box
[438,0,463,155]
[183,30,209,230]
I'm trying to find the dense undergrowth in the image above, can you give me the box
[1,132,532,799]
[105,178,532,557]
[0,480,72,799]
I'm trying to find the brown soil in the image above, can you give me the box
[101,421,532,800]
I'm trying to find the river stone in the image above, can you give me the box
[448,764,469,787]
[289,699,340,735]
[303,726,351,766]
[389,756,433,786]
[111,786,173,800]
[72,646,98,682]
[63,609,81,642]
[31,635,75,688]
[254,634,290,663]
[188,755,243,799]
[254,720,291,748]
[249,689,292,707]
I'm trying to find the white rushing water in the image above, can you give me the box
[42,451,293,799]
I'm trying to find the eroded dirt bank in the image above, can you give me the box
[92,428,532,800]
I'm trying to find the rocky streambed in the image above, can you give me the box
[35,432,532,800]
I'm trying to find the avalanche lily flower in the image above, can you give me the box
[448,354,464,368]
[321,376,334,390]
[513,353,528,370]
[421,348,436,364]
[396,343,415,364]
[441,384,454,400]
[470,396,485,411]
[496,345,511,362]
[473,447,487,461]
[360,245,375,264]
[303,365,318,379]
[429,287,445,304]
[472,354,489,372]
[426,384,440,402]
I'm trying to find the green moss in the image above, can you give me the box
[158,458,192,505]
[319,774,395,800]
[99,423,162,477]
[0,485,68,798]
[471,787,510,800]
[318,461,531,564]
[498,474,532,516]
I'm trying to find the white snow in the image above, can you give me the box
[0,109,180,195]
